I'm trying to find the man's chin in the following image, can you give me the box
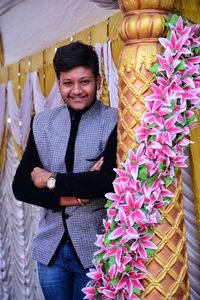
[69,104,87,111]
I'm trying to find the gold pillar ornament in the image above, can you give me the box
[117,0,190,299]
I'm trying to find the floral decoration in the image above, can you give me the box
[83,15,200,300]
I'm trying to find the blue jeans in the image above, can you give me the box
[37,242,90,300]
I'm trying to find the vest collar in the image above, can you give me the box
[65,99,99,120]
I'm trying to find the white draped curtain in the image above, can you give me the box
[0,41,200,299]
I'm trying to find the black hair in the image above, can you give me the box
[53,41,99,79]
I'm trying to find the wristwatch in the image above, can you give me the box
[46,172,57,190]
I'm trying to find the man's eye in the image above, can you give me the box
[64,82,72,86]
[81,80,89,85]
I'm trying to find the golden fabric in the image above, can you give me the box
[44,47,55,66]
[90,20,107,44]
[20,57,31,74]
[74,28,91,44]
[38,67,45,97]
[101,56,110,107]
[30,51,43,72]
[109,12,124,69]
[44,64,56,97]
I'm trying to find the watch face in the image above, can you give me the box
[47,177,56,189]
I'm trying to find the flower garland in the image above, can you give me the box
[83,15,200,300]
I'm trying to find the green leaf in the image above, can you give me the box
[95,252,105,264]
[110,221,116,231]
[133,288,141,296]
[163,196,172,202]
[125,243,131,251]
[147,248,157,257]
[174,167,179,175]
[104,199,113,208]
[104,232,111,246]
[142,204,149,214]
[103,260,110,274]
[109,276,120,285]
[164,113,173,120]
[173,134,184,143]
[166,30,171,40]
[150,63,160,74]
[169,14,179,26]
[146,122,157,129]
[159,162,164,171]
[176,59,185,71]
[186,115,196,125]
[147,135,155,143]
[147,174,158,186]
[162,176,174,187]
[124,264,131,273]
[194,47,200,55]
[138,165,148,181]
[109,256,116,266]
[133,223,140,230]
[145,229,154,235]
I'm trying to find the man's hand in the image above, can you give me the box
[31,167,52,189]
[90,157,104,171]
[60,157,104,206]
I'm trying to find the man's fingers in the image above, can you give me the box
[90,157,104,171]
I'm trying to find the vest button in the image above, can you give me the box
[64,213,70,219]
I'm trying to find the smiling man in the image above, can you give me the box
[12,42,118,300]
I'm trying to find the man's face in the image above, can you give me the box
[57,66,100,111]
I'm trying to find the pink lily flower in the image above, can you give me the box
[143,100,172,127]
[155,115,183,147]
[157,48,180,78]
[120,191,146,226]
[108,223,138,241]
[101,289,116,299]
[130,234,157,259]
[156,76,185,101]
[179,88,200,108]
[136,121,159,144]
[123,144,149,180]
[82,286,96,299]
[159,27,191,57]
[131,257,147,273]
[116,271,145,292]
[186,56,200,68]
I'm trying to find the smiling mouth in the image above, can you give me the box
[71,96,86,102]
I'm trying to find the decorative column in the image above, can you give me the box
[117,1,190,299]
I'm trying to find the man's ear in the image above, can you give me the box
[96,74,101,90]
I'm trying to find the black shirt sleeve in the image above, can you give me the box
[12,120,61,210]
[55,124,117,198]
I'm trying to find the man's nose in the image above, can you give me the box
[71,83,81,94]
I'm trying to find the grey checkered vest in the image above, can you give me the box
[32,100,118,268]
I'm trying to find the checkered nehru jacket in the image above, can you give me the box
[32,100,118,268]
